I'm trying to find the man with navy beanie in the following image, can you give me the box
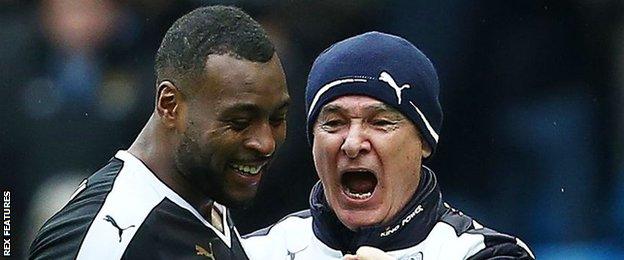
[305,31,442,155]
[243,32,534,259]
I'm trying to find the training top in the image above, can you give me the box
[30,150,248,260]
[243,167,535,260]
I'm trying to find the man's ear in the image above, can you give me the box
[421,141,432,158]
[156,81,184,129]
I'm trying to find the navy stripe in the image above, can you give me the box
[465,242,533,260]
[466,228,516,247]
[465,228,533,259]
[439,208,475,236]
[123,198,249,259]
[441,209,534,259]
[29,158,124,260]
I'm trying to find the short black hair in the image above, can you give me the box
[155,5,275,88]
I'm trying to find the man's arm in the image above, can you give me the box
[242,210,313,260]
[466,238,534,260]
[461,226,535,260]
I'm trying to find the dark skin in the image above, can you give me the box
[128,53,290,217]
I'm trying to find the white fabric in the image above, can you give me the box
[76,150,231,259]
[241,214,521,260]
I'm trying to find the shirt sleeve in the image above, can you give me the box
[465,234,535,260]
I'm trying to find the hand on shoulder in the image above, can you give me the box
[343,246,395,260]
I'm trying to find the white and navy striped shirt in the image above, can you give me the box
[30,151,248,260]
[243,167,534,260]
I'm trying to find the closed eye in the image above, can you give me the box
[319,119,346,132]
[322,119,345,127]
[228,119,251,131]
[371,119,397,127]
[269,116,286,127]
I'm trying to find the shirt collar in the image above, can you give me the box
[310,166,444,253]
[114,150,233,247]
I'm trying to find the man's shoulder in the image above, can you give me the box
[243,209,312,239]
[421,204,535,259]
[241,209,313,259]
[29,158,125,259]
[29,157,168,259]
[123,198,249,259]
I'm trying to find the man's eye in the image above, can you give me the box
[269,116,286,127]
[322,120,344,127]
[371,119,397,127]
[229,119,250,130]
[319,119,345,132]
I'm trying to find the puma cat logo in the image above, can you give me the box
[379,71,411,104]
[103,215,135,242]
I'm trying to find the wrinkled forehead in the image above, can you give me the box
[318,95,405,118]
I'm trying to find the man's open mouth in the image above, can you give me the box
[341,170,378,200]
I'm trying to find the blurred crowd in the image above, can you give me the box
[2,0,623,258]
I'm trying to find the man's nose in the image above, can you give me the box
[340,124,371,158]
[245,123,276,157]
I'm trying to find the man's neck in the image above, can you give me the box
[127,114,214,218]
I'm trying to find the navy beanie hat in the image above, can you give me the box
[305,31,443,156]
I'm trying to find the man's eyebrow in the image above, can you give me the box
[366,104,405,118]
[318,102,404,119]
[363,103,397,113]
[318,104,345,115]
[222,99,291,114]
[222,103,261,114]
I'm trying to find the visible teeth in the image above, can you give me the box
[231,163,262,175]
[346,189,372,199]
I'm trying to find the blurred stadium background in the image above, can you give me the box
[1,0,623,258]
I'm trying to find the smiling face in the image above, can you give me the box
[174,53,289,208]
[312,95,430,230]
